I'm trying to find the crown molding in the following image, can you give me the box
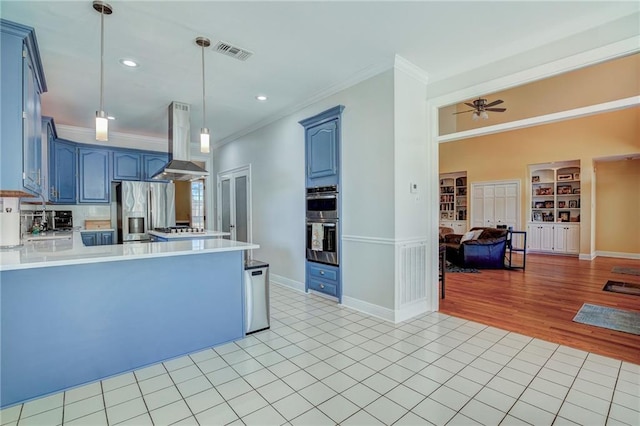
[56,124,168,152]
[394,55,429,85]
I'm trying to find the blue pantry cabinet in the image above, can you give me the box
[300,105,344,301]
[78,147,111,203]
[0,20,47,196]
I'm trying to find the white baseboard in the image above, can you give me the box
[594,251,640,260]
[579,252,596,261]
[396,299,431,323]
[341,296,432,324]
[342,296,396,323]
[270,273,305,293]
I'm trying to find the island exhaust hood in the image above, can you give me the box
[152,102,209,181]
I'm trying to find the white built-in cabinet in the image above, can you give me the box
[527,161,580,255]
[439,172,467,233]
[471,181,519,230]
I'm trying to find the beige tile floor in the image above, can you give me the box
[1,284,639,425]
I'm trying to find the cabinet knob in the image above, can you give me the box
[320,284,325,289]
[319,271,325,275]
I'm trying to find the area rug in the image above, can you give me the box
[573,303,640,335]
[603,280,640,296]
[612,266,640,276]
[446,263,480,273]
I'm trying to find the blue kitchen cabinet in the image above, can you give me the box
[81,233,97,247]
[0,20,47,196]
[78,147,110,203]
[49,138,77,204]
[306,261,341,301]
[143,153,169,181]
[113,151,142,181]
[81,231,114,246]
[100,231,114,245]
[299,105,344,188]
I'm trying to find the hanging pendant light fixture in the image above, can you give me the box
[93,0,112,141]
[196,36,211,154]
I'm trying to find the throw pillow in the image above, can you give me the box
[460,231,475,243]
[472,229,484,240]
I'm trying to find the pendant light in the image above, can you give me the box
[93,1,112,142]
[196,37,211,153]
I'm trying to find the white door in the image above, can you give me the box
[217,167,251,243]
[495,183,518,229]
[471,186,485,228]
[482,185,495,227]
[540,224,555,251]
[471,181,520,230]
[554,225,567,252]
[566,226,580,254]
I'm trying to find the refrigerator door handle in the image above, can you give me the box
[147,188,153,232]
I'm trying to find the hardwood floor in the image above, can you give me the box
[439,253,640,365]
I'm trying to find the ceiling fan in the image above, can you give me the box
[454,98,506,120]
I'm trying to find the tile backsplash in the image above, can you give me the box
[21,204,112,230]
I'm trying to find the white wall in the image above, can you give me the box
[214,70,397,311]
[393,67,428,241]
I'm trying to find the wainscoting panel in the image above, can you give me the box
[397,241,427,307]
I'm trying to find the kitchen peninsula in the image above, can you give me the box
[0,232,258,408]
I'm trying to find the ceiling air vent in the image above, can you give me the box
[213,41,253,61]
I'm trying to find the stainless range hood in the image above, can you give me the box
[152,102,209,181]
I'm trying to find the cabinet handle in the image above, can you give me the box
[320,284,325,289]
[320,271,325,275]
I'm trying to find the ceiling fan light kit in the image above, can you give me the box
[455,97,506,120]
[93,0,112,142]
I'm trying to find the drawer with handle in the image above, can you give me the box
[308,263,338,282]
[308,278,337,297]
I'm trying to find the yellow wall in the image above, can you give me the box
[439,106,639,255]
[447,53,639,134]
[595,159,640,254]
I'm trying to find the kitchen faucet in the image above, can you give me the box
[38,192,47,228]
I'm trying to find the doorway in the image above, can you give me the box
[217,165,252,243]
[173,160,207,228]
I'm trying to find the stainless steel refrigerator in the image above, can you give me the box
[111,181,176,243]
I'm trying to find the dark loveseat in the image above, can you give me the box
[443,227,508,269]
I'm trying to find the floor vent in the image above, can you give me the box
[213,41,253,61]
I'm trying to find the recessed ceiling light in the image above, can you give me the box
[255,95,268,101]
[119,58,139,68]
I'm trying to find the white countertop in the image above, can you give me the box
[148,230,230,239]
[1,231,258,271]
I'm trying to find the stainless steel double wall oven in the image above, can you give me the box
[306,185,339,266]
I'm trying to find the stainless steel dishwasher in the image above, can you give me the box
[244,260,270,334]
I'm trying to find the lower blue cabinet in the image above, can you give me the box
[81,231,114,246]
[306,261,340,300]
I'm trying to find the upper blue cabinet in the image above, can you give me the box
[49,137,77,204]
[143,153,169,181]
[299,106,344,188]
[0,19,47,197]
[113,151,142,181]
[78,147,111,203]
